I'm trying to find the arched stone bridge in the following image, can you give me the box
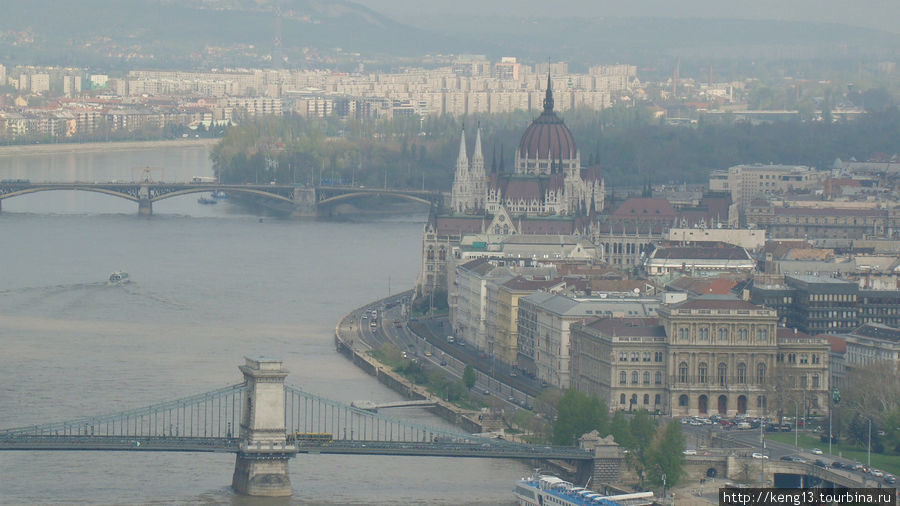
[0,181,443,216]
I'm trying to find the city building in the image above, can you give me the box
[517,290,666,387]
[643,241,756,276]
[569,296,830,417]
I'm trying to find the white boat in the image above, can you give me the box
[513,471,654,506]
[211,190,227,199]
[109,271,129,284]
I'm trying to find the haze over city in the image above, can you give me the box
[0,1,898,505]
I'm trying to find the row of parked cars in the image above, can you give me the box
[779,455,896,484]
[680,414,772,430]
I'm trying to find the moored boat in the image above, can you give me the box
[513,471,654,506]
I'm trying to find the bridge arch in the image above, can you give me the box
[317,191,434,207]
[0,186,138,203]
[151,187,295,204]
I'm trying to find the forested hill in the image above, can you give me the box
[210,107,900,190]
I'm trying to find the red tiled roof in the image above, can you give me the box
[778,328,814,340]
[612,197,677,219]
[435,216,485,235]
[819,334,847,354]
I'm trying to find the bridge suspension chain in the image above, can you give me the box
[0,383,248,439]
[283,385,499,445]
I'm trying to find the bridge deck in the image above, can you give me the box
[0,435,592,460]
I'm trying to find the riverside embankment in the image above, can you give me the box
[334,290,487,434]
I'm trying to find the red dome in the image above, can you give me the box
[518,112,577,161]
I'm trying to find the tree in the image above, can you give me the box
[647,421,686,488]
[552,389,608,446]
[463,364,476,390]
[627,409,658,486]
[609,410,633,448]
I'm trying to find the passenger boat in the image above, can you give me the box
[513,471,654,506]
[211,190,227,199]
[197,195,217,204]
[109,271,129,284]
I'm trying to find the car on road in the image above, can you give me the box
[424,351,432,357]
[751,453,769,459]
[482,389,490,395]
[870,469,884,478]
[811,448,823,455]
[884,475,896,484]
[682,449,697,455]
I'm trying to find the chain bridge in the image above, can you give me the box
[0,357,592,497]
[0,180,442,216]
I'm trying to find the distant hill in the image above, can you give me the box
[0,0,896,70]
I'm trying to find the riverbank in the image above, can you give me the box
[333,291,488,434]
[0,138,218,157]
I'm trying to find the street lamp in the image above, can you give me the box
[867,418,872,468]
[790,398,799,448]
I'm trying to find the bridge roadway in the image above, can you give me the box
[0,180,442,215]
[0,435,592,461]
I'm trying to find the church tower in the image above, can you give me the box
[450,127,487,214]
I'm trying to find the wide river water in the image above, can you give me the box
[0,142,528,505]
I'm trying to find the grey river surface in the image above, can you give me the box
[0,143,527,505]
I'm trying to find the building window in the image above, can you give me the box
[812,354,820,365]
[800,353,809,364]
[756,328,768,341]
[738,328,748,340]
[655,371,662,385]
[620,394,626,405]
[620,371,627,385]
[655,394,661,405]
[631,371,639,384]
[812,374,819,388]
[654,352,663,362]
[757,363,767,384]
[643,352,651,362]
[679,362,688,383]
[678,394,689,407]
[643,371,651,385]
[788,353,796,364]
[718,363,728,386]
[619,352,628,362]
[800,374,808,388]
[699,327,710,340]
[717,328,729,341]
[631,352,639,362]
[678,327,689,340]
[757,395,767,410]
[737,363,747,384]
[698,362,708,383]
[643,394,650,405]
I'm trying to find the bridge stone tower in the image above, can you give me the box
[138,184,152,215]
[232,357,294,497]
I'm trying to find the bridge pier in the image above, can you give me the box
[232,357,294,497]
[290,187,317,217]
[138,185,152,215]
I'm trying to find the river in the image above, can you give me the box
[0,143,528,504]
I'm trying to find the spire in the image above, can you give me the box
[456,127,468,168]
[473,125,484,164]
[542,70,554,114]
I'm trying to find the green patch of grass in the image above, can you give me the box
[768,432,900,476]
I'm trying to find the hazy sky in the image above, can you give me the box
[354,0,900,34]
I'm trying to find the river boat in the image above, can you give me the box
[109,271,129,284]
[513,472,654,506]
[211,190,227,199]
[198,195,217,204]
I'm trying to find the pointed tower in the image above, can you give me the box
[470,126,486,211]
[450,128,469,213]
